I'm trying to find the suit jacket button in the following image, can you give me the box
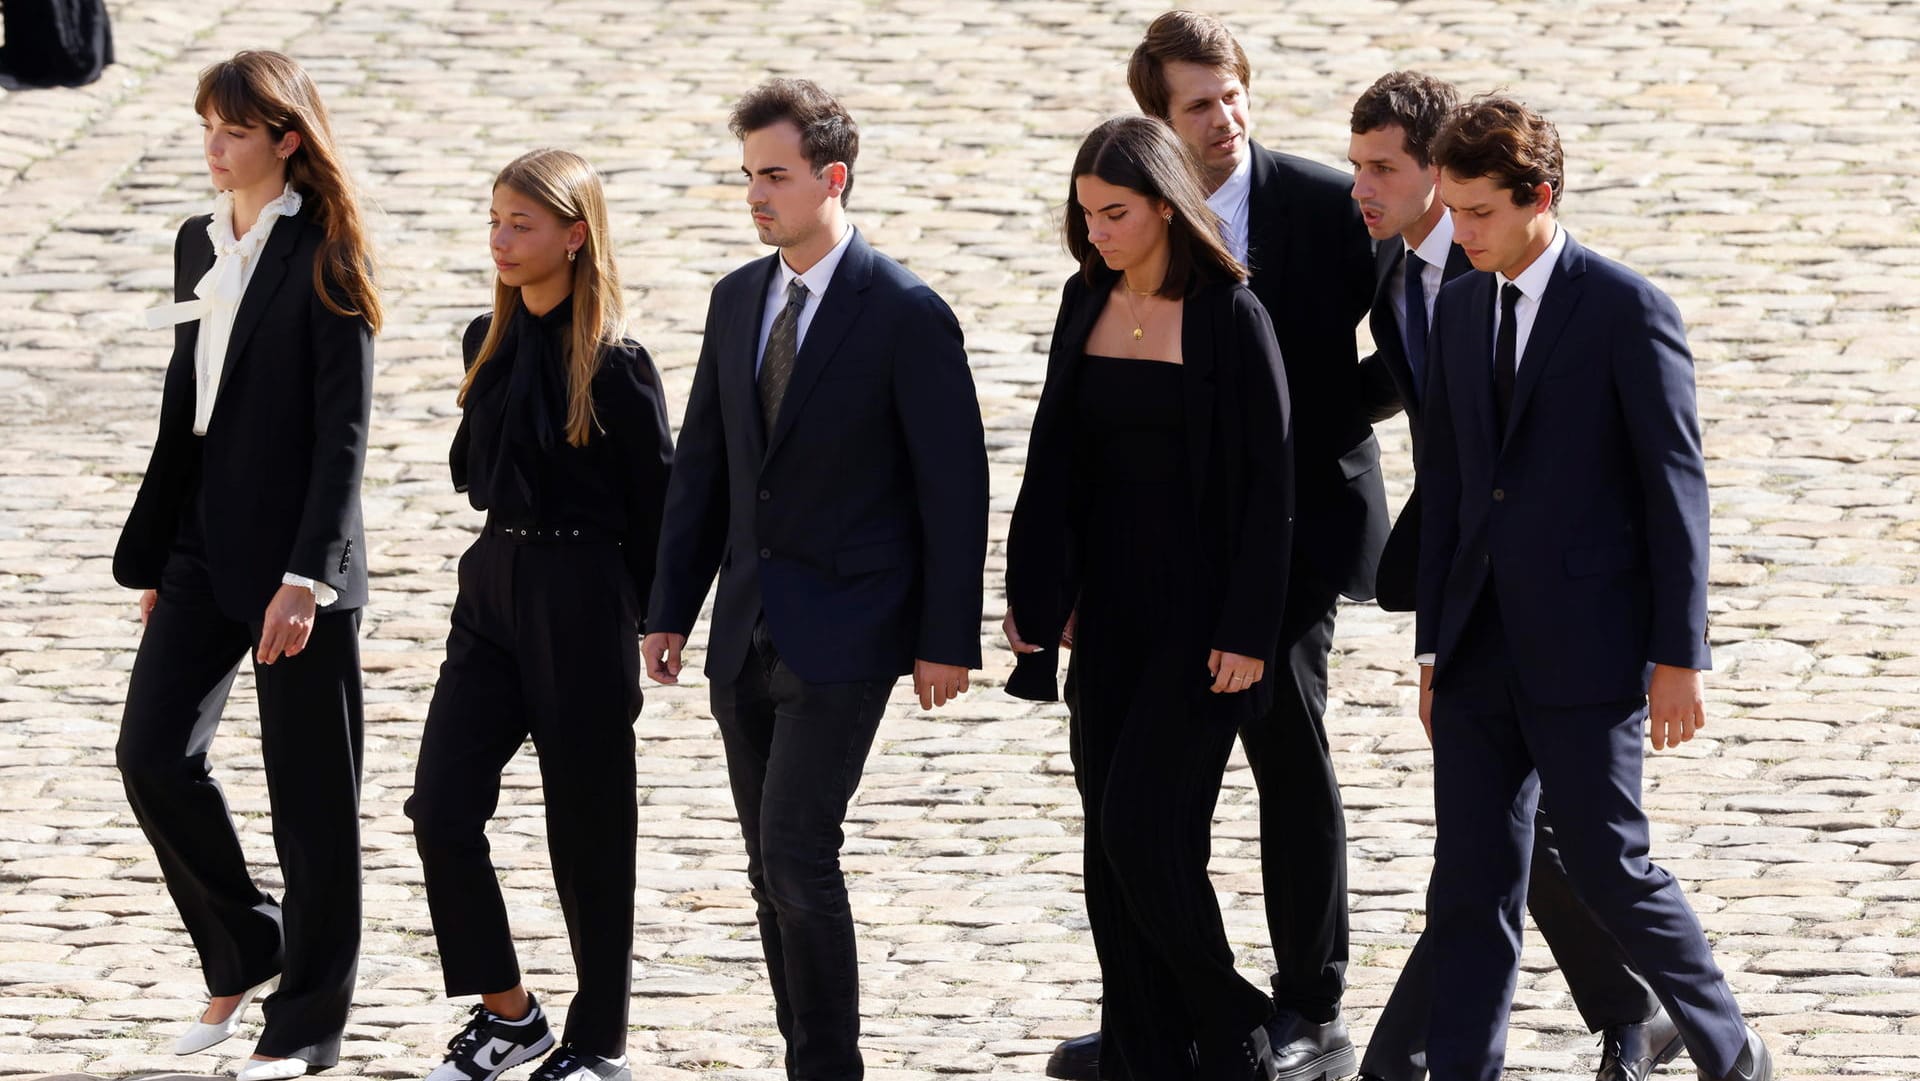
[1492,488,1506,501]
[759,489,771,501]
[759,547,772,559]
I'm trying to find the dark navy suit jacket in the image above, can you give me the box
[646,229,989,686]
[1415,231,1712,707]
[1359,238,1475,612]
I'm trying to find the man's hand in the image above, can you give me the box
[1648,663,1705,751]
[642,632,687,685]
[1207,650,1264,694]
[138,589,158,628]
[914,660,969,709]
[256,583,316,665]
[1418,664,1434,744]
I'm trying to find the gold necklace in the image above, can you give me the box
[1121,277,1161,341]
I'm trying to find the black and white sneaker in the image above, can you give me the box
[528,1046,630,1081]
[425,997,556,1081]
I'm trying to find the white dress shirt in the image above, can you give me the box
[1393,209,1455,343]
[1205,153,1253,265]
[756,224,856,372]
[1492,222,1567,371]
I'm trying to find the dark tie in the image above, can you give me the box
[759,278,809,432]
[1401,250,1429,396]
[1493,281,1520,432]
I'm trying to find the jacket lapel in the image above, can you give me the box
[764,229,873,462]
[1452,271,1500,461]
[729,254,780,460]
[1180,286,1217,512]
[1243,143,1289,288]
[213,206,301,416]
[1501,232,1586,449]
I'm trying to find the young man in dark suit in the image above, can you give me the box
[1415,96,1770,1081]
[1347,73,1678,1081]
[1047,13,1381,1081]
[642,79,989,1081]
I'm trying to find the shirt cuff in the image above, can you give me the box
[1415,653,1435,666]
[282,573,339,607]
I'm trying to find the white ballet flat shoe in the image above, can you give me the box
[173,977,275,1055]
[235,1056,310,1081]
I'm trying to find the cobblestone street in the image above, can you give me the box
[2,0,1918,1077]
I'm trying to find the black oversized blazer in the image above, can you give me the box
[1005,269,1294,717]
[113,205,374,620]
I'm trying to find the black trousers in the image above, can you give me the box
[1237,571,1347,1020]
[1068,663,1275,1080]
[116,527,363,1065]
[1359,813,1659,1081]
[710,618,892,1081]
[406,534,642,1059]
[1425,598,1747,1081]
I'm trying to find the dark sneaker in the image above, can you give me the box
[426,997,556,1081]
[529,1046,630,1081]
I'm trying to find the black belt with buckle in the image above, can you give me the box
[487,521,618,544]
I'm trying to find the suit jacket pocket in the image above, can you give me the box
[835,538,912,577]
[1564,542,1642,578]
[1337,436,1381,481]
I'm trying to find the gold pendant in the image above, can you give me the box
[1132,327,1143,340]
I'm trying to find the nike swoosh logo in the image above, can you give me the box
[472,1037,521,1073]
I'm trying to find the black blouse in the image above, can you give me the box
[451,296,674,604]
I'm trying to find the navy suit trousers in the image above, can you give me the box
[1424,595,1747,1081]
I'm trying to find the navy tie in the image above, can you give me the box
[1493,282,1520,432]
[1401,250,1429,397]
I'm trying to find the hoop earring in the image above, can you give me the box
[567,249,577,263]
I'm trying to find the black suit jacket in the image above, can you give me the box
[1004,270,1294,718]
[647,229,989,685]
[1358,239,1475,611]
[114,207,374,620]
[1416,232,1712,706]
[1242,141,1383,601]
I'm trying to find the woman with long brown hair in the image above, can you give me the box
[113,49,380,1080]
[1004,114,1295,1080]
[404,148,671,1081]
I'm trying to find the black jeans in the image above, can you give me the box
[117,528,363,1065]
[711,618,893,1081]
[406,535,642,1059]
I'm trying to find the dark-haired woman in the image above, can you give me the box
[1004,114,1295,1081]
[114,50,380,1080]
[405,148,671,1081]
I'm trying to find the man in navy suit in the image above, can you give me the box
[1348,74,1677,1081]
[1415,96,1770,1081]
[643,79,989,1080]
[1045,15,1381,1081]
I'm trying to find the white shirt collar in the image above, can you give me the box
[1207,152,1253,215]
[778,223,855,299]
[1498,221,1565,301]
[1406,206,1454,269]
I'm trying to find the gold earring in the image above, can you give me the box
[567,249,577,263]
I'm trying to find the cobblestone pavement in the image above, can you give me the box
[2,0,1918,1077]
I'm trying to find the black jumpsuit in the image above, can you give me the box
[406,297,672,1058]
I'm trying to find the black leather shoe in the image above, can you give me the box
[1265,1009,1358,1081]
[1697,1026,1770,1081]
[1596,1006,1684,1081]
[1197,1022,1279,1081]
[1045,1031,1101,1081]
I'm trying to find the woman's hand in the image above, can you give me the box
[1003,608,1043,654]
[1208,649,1264,693]
[138,589,158,628]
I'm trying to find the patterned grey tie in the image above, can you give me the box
[759,278,810,431]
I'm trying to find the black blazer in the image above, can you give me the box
[647,229,990,685]
[1358,239,1476,611]
[1243,141,1384,601]
[114,206,374,620]
[1004,270,1294,716]
[1416,232,1712,706]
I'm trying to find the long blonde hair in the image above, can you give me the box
[195,50,383,333]
[459,149,624,447]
